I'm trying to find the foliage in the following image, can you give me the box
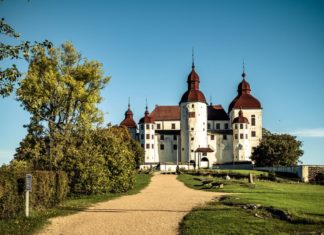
[0,162,68,219]
[91,127,137,193]
[127,134,145,169]
[15,42,110,170]
[0,18,52,97]
[252,131,303,167]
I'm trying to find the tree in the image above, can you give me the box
[0,18,52,97]
[15,42,110,169]
[251,131,304,167]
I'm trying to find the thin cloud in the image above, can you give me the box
[291,128,324,138]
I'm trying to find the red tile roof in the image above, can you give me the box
[232,110,249,124]
[180,66,207,104]
[120,107,137,128]
[208,105,229,120]
[139,107,155,124]
[150,105,180,121]
[228,78,261,112]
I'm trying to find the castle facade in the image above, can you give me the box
[120,62,262,167]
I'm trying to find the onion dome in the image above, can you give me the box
[232,109,249,124]
[120,103,137,128]
[139,105,155,124]
[180,63,207,104]
[228,69,261,112]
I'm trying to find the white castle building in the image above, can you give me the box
[120,62,262,167]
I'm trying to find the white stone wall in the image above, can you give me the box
[232,122,251,161]
[157,134,180,162]
[207,132,233,165]
[230,109,262,153]
[155,121,180,130]
[180,102,208,163]
[207,120,230,131]
[140,123,157,163]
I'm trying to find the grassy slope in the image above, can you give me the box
[0,174,151,235]
[178,173,324,235]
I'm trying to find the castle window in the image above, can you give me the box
[151,135,154,139]
[223,134,227,140]
[152,144,154,148]
[146,134,150,139]
[191,137,194,141]
[251,115,256,126]
[146,144,150,149]
[216,123,220,130]
[191,149,194,152]
[141,144,144,148]
[189,112,195,118]
[146,124,150,129]
[246,124,248,129]
[160,135,164,140]
[160,144,164,150]
[224,123,229,129]
[240,124,243,129]
[246,134,248,139]
[141,125,144,130]
[240,134,244,139]
[152,125,154,130]
[211,135,215,140]
[202,152,207,156]
[141,134,144,140]
[172,123,176,129]
[207,123,211,130]
[191,127,194,131]
[157,123,161,129]
[173,135,177,140]
[235,134,238,139]
[235,124,238,129]
[173,145,177,150]
[252,131,256,137]
[192,104,194,108]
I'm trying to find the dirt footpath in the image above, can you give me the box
[38,174,225,235]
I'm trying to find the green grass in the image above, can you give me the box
[178,173,324,234]
[0,174,151,235]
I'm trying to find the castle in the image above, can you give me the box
[120,62,262,167]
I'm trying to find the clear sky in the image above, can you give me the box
[1,0,324,165]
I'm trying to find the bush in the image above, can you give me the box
[0,164,69,219]
[0,170,23,219]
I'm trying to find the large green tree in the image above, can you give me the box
[252,130,304,167]
[15,42,110,169]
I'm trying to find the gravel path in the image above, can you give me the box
[38,174,225,235]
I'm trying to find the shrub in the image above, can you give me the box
[0,170,23,218]
[0,164,68,219]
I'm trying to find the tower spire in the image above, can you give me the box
[128,96,130,109]
[242,60,246,79]
[192,47,195,69]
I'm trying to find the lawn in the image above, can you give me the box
[178,173,324,234]
[0,173,151,235]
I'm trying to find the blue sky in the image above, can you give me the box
[1,0,324,165]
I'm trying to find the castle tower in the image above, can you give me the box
[228,65,262,154]
[120,100,137,140]
[179,60,208,163]
[232,109,251,162]
[139,105,156,163]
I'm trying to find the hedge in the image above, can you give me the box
[0,169,68,219]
